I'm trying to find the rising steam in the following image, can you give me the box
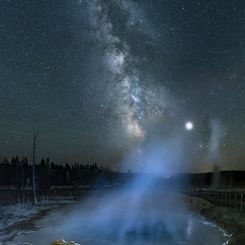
[208,119,223,166]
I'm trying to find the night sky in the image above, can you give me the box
[0,0,244,172]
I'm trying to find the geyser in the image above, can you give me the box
[208,119,222,189]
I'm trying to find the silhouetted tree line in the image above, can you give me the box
[0,156,113,199]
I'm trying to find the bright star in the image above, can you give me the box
[185,121,194,131]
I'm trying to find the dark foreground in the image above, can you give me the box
[1,192,229,245]
[200,206,245,245]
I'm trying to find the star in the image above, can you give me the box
[185,121,194,131]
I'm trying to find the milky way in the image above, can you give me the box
[84,0,172,142]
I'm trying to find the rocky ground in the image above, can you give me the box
[186,195,245,245]
[200,206,245,245]
[0,197,76,245]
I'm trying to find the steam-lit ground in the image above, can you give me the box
[9,189,228,245]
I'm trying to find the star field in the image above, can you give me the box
[0,0,244,171]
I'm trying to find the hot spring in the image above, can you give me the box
[14,175,228,245]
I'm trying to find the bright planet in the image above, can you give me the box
[185,121,194,131]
